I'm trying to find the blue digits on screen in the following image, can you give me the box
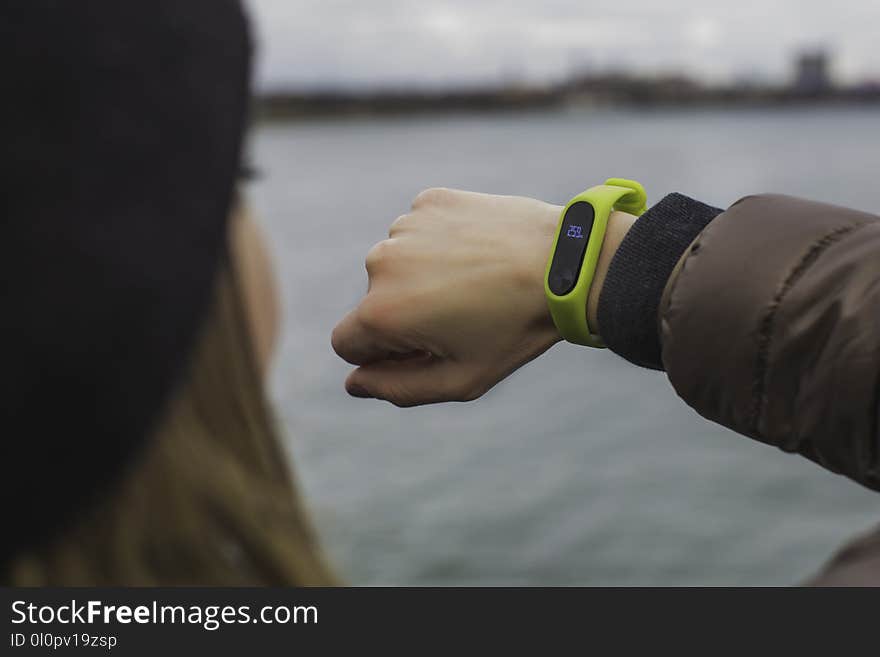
[566,225,584,239]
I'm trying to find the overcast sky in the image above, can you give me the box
[245,0,880,90]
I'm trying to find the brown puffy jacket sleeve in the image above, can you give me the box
[598,192,880,585]
[660,195,880,490]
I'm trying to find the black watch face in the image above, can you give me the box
[547,201,596,296]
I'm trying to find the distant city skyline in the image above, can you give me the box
[245,0,880,91]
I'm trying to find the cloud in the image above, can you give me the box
[244,0,880,89]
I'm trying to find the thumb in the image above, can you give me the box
[345,356,479,407]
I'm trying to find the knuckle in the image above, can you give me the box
[330,322,352,360]
[364,240,393,274]
[388,214,410,236]
[330,325,343,355]
[412,187,452,210]
[330,322,356,360]
[356,297,391,334]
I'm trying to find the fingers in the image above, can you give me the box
[344,357,484,408]
[333,237,404,364]
[333,186,474,373]
[331,304,392,366]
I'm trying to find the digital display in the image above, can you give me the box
[547,201,596,296]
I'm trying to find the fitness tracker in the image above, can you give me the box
[544,178,647,347]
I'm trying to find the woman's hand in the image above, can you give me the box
[331,188,634,407]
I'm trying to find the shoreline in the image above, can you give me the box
[255,84,880,122]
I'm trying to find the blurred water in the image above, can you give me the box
[249,105,880,586]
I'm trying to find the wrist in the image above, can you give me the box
[544,179,646,348]
[586,210,637,337]
[528,203,565,344]
[534,206,637,346]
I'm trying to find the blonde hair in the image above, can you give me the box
[7,256,335,585]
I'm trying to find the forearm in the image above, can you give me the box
[592,192,880,491]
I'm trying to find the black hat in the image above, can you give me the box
[0,1,252,560]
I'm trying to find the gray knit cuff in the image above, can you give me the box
[597,193,723,370]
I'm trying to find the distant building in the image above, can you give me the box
[794,50,833,94]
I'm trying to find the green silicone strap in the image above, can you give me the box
[544,178,647,347]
